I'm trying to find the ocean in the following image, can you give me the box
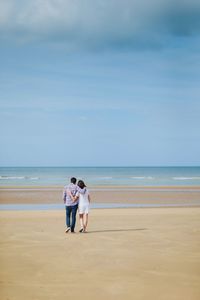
[0,166,200,187]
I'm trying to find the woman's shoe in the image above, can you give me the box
[79,228,84,233]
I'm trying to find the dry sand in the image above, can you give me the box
[0,207,200,300]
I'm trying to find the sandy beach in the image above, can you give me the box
[0,187,200,300]
[1,186,200,206]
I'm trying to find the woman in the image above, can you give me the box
[76,180,91,233]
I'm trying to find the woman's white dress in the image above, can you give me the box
[78,189,90,214]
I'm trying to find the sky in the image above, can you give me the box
[0,0,200,167]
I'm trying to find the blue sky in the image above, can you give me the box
[0,0,200,166]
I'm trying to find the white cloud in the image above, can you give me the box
[0,1,12,24]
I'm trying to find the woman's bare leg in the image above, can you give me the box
[83,213,89,232]
[79,214,84,232]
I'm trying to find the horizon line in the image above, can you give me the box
[0,165,200,168]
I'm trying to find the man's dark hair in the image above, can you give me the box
[71,177,77,184]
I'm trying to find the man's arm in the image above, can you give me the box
[67,189,76,202]
[77,187,86,194]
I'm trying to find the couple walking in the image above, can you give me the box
[63,177,91,233]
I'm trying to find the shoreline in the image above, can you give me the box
[1,185,200,189]
[1,185,200,208]
[1,203,200,211]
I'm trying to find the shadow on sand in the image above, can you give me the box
[86,228,148,234]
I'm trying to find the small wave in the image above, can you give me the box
[131,176,154,180]
[173,177,200,180]
[0,176,25,180]
[97,177,113,180]
[0,176,39,180]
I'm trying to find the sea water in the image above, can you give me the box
[0,166,200,187]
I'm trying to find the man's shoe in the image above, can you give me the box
[65,227,71,233]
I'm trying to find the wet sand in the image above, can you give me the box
[0,207,200,300]
[0,186,200,206]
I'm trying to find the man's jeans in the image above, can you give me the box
[65,204,78,232]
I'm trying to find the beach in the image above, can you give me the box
[1,186,200,206]
[0,187,200,299]
[0,207,200,300]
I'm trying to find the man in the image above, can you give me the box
[63,177,79,233]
